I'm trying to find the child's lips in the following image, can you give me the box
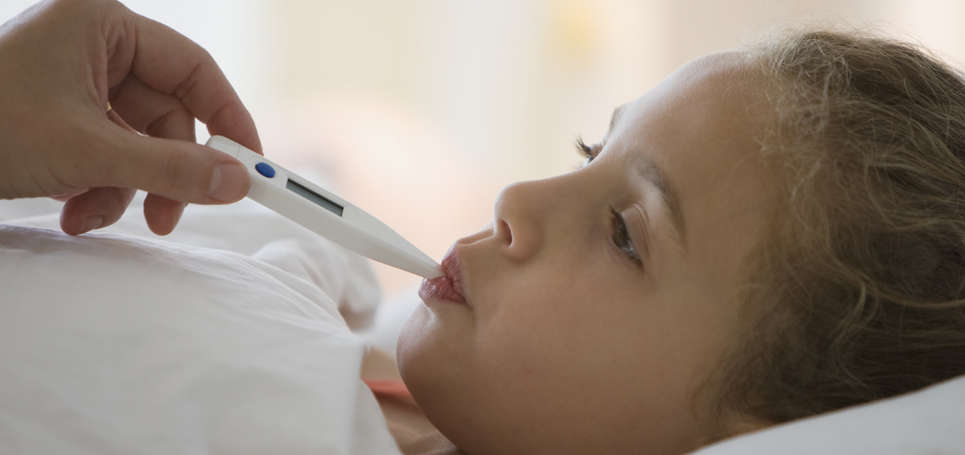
[418,249,468,305]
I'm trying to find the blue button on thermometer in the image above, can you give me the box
[255,162,275,178]
[206,135,442,279]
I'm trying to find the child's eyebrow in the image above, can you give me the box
[607,105,626,138]
[636,154,687,249]
[606,105,688,250]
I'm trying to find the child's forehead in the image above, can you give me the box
[606,52,763,142]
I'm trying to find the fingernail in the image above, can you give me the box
[208,163,247,202]
[84,216,103,232]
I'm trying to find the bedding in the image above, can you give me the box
[0,194,401,454]
[694,373,965,454]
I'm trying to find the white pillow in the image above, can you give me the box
[0,197,401,455]
[694,374,965,454]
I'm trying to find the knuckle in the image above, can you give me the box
[156,145,192,196]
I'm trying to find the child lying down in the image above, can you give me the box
[377,29,965,453]
[2,28,965,455]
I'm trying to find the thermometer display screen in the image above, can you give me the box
[286,179,344,216]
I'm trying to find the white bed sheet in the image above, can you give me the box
[0,194,401,454]
[694,374,965,454]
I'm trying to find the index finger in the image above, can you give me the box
[125,11,262,153]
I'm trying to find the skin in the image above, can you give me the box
[398,53,778,454]
[0,0,261,235]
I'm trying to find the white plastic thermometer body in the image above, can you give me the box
[206,135,442,279]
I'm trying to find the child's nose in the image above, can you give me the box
[492,180,547,262]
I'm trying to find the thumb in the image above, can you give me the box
[106,131,251,204]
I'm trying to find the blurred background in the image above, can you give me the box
[3,0,964,296]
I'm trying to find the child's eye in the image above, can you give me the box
[576,136,601,167]
[610,208,643,267]
[577,136,642,268]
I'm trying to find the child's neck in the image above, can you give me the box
[363,348,461,455]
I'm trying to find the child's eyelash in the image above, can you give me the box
[574,135,645,269]
[575,136,600,164]
[610,207,644,268]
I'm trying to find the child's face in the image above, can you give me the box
[399,52,776,453]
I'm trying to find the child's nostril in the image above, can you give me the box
[499,220,512,246]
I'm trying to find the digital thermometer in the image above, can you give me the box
[206,135,442,278]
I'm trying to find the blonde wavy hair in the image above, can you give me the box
[716,30,965,427]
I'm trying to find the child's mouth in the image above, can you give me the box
[418,250,467,305]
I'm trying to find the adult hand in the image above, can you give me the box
[0,0,262,235]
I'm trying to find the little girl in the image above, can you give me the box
[367,29,965,454]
